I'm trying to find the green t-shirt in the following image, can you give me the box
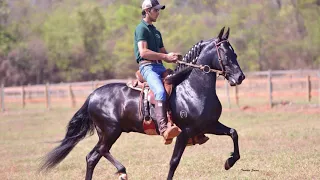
[134,20,164,63]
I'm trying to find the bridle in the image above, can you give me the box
[215,40,228,76]
[176,40,228,77]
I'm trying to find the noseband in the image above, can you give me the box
[176,40,228,76]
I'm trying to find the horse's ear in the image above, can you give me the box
[222,27,230,39]
[218,27,225,40]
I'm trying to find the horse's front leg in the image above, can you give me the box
[206,121,240,170]
[167,131,188,180]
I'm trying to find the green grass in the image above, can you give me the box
[0,107,319,180]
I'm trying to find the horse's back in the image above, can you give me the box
[89,82,138,102]
[88,82,143,133]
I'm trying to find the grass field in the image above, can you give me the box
[0,105,319,180]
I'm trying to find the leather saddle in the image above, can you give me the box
[127,69,174,105]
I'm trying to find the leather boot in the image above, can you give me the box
[154,100,181,142]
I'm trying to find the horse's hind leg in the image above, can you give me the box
[85,143,102,180]
[104,152,127,180]
[206,122,240,170]
[98,128,128,179]
[85,125,126,180]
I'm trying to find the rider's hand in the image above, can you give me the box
[164,52,182,63]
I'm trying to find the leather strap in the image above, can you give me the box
[139,60,162,66]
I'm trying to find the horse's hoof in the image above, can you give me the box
[119,173,128,180]
[224,154,240,170]
[224,159,231,170]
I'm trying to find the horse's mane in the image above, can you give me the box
[174,40,203,72]
[165,41,203,85]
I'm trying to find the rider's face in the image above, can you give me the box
[147,8,160,22]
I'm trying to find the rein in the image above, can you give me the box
[176,60,223,74]
[176,40,228,76]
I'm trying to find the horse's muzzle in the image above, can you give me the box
[237,74,245,84]
[229,73,245,86]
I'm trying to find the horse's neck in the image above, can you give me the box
[180,69,217,98]
[176,42,220,99]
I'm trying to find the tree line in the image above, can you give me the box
[0,0,319,86]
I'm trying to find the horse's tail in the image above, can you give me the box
[39,96,94,171]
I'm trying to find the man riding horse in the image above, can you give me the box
[40,1,246,179]
[134,0,209,145]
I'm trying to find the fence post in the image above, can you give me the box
[91,80,95,91]
[95,80,99,89]
[21,85,25,108]
[0,82,4,112]
[225,80,231,109]
[27,84,32,100]
[289,74,293,89]
[69,84,76,108]
[45,82,51,109]
[234,85,239,107]
[306,75,311,102]
[318,72,320,107]
[268,70,273,108]
[299,69,303,89]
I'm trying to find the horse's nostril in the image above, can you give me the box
[238,74,245,82]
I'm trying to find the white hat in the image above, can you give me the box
[142,0,165,10]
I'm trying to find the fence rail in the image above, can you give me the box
[0,70,319,112]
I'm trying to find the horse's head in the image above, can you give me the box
[200,27,245,86]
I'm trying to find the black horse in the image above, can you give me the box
[40,27,245,180]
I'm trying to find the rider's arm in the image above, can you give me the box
[159,47,168,54]
[136,28,177,62]
[136,26,168,61]
[158,33,182,61]
[138,41,168,61]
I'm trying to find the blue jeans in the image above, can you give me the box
[139,63,167,101]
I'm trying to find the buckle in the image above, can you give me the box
[202,65,211,73]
